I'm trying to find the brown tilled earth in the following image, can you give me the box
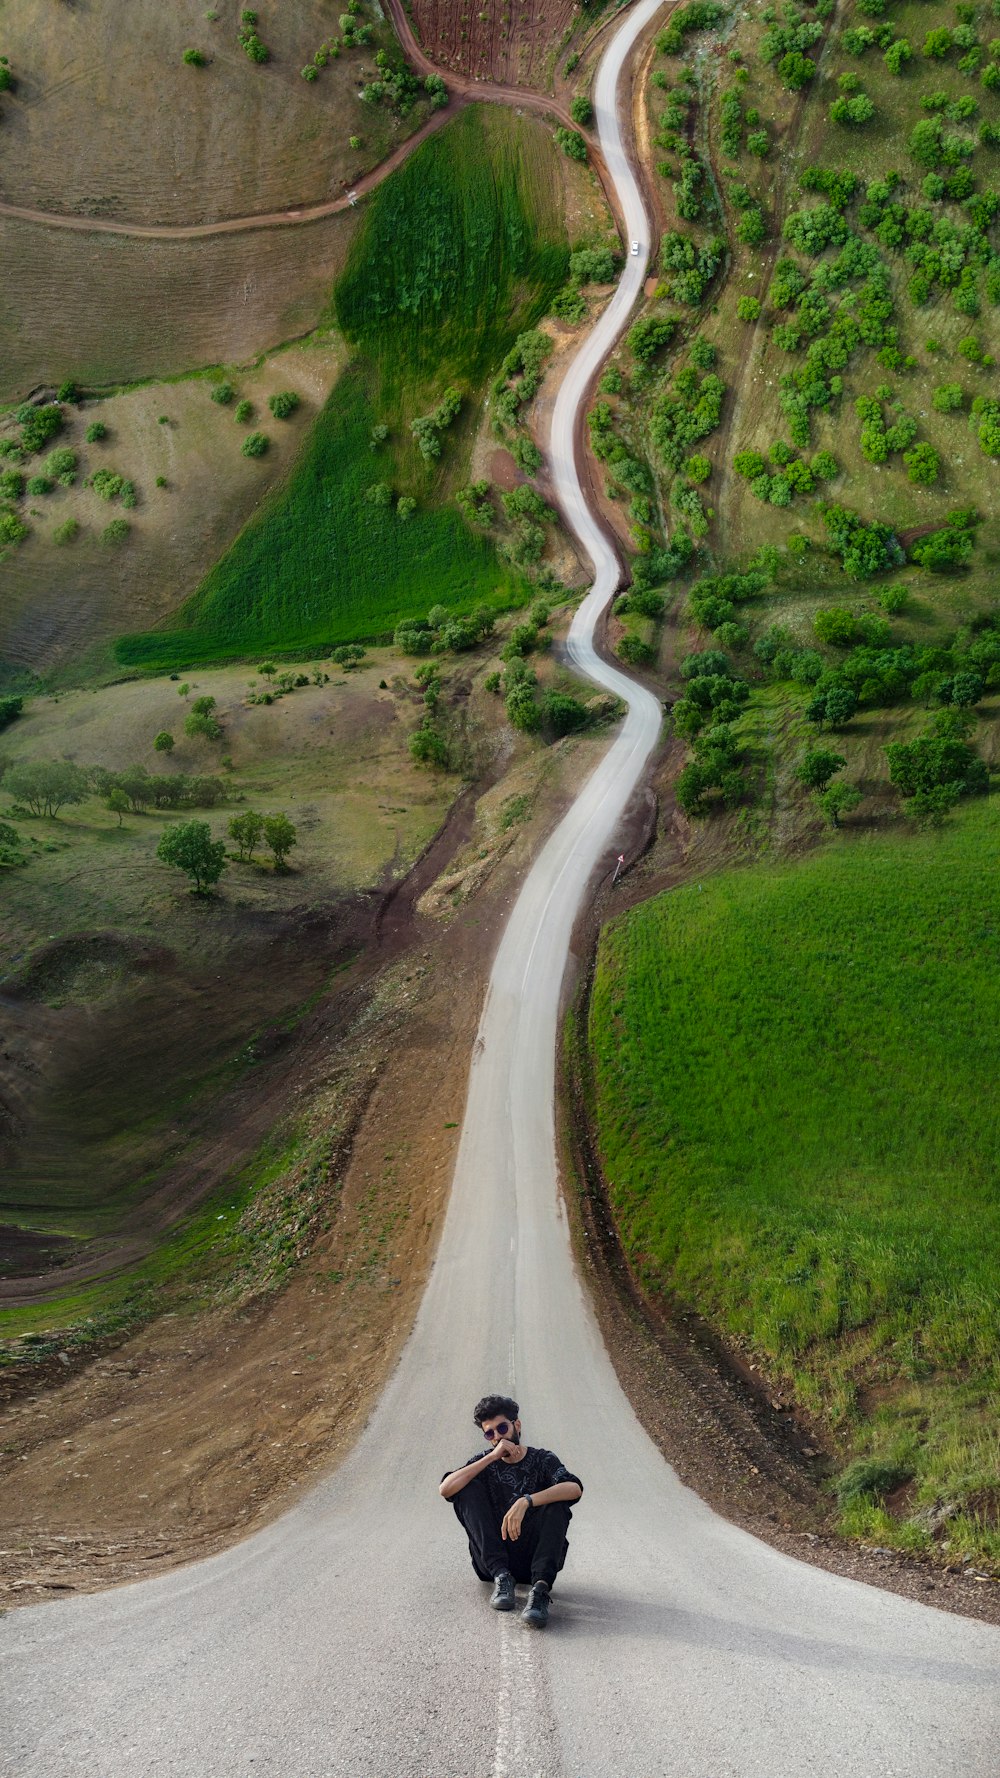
[408,0,578,87]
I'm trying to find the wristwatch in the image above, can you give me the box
[520,1492,534,1509]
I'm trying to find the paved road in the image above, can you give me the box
[3,2,999,1773]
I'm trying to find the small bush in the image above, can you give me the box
[736,295,761,322]
[102,519,130,545]
[53,517,80,545]
[234,400,254,424]
[85,421,108,444]
[835,1456,913,1507]
[268,390,301,420]
[183,48,207,66]
[241,432,269,458]
[211,383,236,405]
[570,95,593,127]
[555,127,588,162]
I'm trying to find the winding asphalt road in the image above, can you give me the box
[3,2,999,1772]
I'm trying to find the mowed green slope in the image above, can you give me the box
[117,108,569,670]
[589,800,1000,1556]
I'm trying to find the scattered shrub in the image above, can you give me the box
[268,390,301,420]
[555,127,587,162]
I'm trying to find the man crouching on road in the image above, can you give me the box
[439,1393,583,1627]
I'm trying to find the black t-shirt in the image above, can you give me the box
[450,1446,583,1522]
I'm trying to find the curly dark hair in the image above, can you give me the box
[473,1393,519,1428]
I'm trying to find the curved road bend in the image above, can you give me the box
[3,2,999,1773]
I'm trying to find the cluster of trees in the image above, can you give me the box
[732,442,836,506]
[658,230,725,306]
[408,663,452,767]
[90,468,137,508]
[587,402,657,552]
[411,388,461,462]
[157,810,297,892]
[17,401,64,455]
[237,10,269,62]
[910,507,980,574]
[554,127,587,163]
[656,1,725,57]
[484,650,589,740]
[854,392,940,483]
[796,747,861,828]
[671,651,753,817]
[648,364,726,473]
[821,504,904,581]
[498,485,557,568]
[886,718,989,825]
[394,602,496,656]
[455,480,495,526]
[363,55,445,116]
[761,3,824,90]
[491,330,552,435]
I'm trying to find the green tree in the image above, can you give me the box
[555,126,588,162]
[156,820,227,892]
[107,787,129,826]
[268,390,300,419]
[228,809,265,861]
[185,709,222,740]
[183,47,207,65]
[4,758,88,817]
[242,432,269,458]
[818,781,862,827]
[154,731,175,753]
[570,95,593,126]
[798,747,846,790]
[263,812,297,868]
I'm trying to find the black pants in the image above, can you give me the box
[451,1475,572,1588]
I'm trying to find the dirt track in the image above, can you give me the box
[0,2,632,246]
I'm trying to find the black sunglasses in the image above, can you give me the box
[483,1420,512,1440]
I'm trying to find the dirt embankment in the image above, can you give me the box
[0,715,618,1606]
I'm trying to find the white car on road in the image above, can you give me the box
[630,239,641,254]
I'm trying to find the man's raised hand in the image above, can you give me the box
[490,1436,521,1462]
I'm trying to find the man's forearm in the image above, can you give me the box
[439,1452,495,1499]
[527,1482,581,1507]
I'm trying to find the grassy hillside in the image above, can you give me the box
[0,337,348,681]
[116,107,572,671]
[590,0,1000,595]
[0,656,455,1255]
[589,796,1000,1566]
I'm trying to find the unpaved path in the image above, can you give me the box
[0,5,625,245]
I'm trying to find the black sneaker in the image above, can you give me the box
[490,1572,516,1611]
[521,1583,550,1628]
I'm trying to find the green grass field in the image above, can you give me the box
[117,108,569,671]
[589,798,1000,1563]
